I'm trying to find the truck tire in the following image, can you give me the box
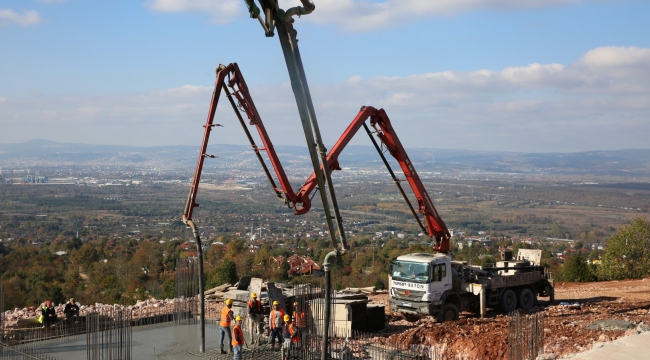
[438,303,459,322]
[500,289,517,313]
[517,287,535,310]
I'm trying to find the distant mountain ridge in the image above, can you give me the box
[1,139,649,177]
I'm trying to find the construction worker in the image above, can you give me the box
[292,301,306,350]
[38,300,57,328]
[268,300,285,351]
[231,315,244,360]
[219,298,234,354]
[64,298,79,319]
[281,314,299,360]
[248,293,261,315]
[248,292,263,334]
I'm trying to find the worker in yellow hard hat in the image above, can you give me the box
[248,293,261,315]
[219,298,234,354]
[248,292,263,335]
[232,315,244,360]
[281,313,299,360]
[293,301,306,351]
[269,300,285,351]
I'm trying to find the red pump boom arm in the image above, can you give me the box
[294,106,451,252]
[183,63,450,252]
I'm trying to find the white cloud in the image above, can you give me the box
[2,46,649,152]
[145,0,242,24]
[144,0,615,31]
[0,9,42,27]
[38,0,67,3]
[301,0,587,31]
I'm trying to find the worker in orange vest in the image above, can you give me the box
[268,300,285,351]
[231,315,244,360]
[281,314,300,360]
[292,301,307,350]
[248,293,263,334]
[219,299,234,354]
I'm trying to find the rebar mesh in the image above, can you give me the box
[508,309,544,360]
[86,306,132,360]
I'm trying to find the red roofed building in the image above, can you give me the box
[287,255,322,276]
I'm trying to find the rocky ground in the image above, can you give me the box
[367,278,650,359]
[4,279,650,359]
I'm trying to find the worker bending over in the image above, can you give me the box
[282,314,300,360]
[232,315,244,360]
[219,299,234,354]
[269,300,285,351]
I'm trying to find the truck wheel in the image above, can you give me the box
[517,287,535,310]
[500,289,517,313]
[438,303,459,322]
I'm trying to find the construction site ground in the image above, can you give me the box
[367,278,650,359]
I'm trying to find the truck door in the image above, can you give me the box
[429,261,451,300]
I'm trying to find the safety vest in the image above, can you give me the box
[220,307,232,327]
[248,299,261,313]
[283,323,300,343]
[38,306,47,324]
[269,309,284,329]
[293,310,306,327]
[231,324,244,346]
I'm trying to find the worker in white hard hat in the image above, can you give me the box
[219,298,234,354]
[268,300,285,351]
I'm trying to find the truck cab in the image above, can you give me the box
[388,253,454,320]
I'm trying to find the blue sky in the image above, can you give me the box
[1,0,649,152]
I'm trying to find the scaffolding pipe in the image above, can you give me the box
[321,250,336,360]
[186,219,206,352]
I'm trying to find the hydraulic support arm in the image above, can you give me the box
[294,106,451,252]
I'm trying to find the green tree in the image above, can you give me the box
[207,259,238,288]
[599,218,650,280]
[562,254,594,282]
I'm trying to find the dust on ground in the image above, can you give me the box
[367,278,650,359]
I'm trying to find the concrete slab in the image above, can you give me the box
[565,331,650,360]
[34,323,278,360]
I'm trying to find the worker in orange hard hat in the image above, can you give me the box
[219,298,234,354]
[281,314,300,360]
[268,300,285,351]
[231,315,244,360]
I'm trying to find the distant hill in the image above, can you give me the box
[1,139,649,177]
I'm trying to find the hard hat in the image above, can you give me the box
[225,299,233,305]
[273,300,279,306]
[283,314,291,321]
[45,300,52,306]
[293,302,299,306]
[235,315,242,321]
[251,293,257,298]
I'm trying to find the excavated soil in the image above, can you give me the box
[369,278,650,359]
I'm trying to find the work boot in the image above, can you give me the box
[229,345,233,354]
[220,344,226,354]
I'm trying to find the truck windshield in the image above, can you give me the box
[391,261,430,283]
